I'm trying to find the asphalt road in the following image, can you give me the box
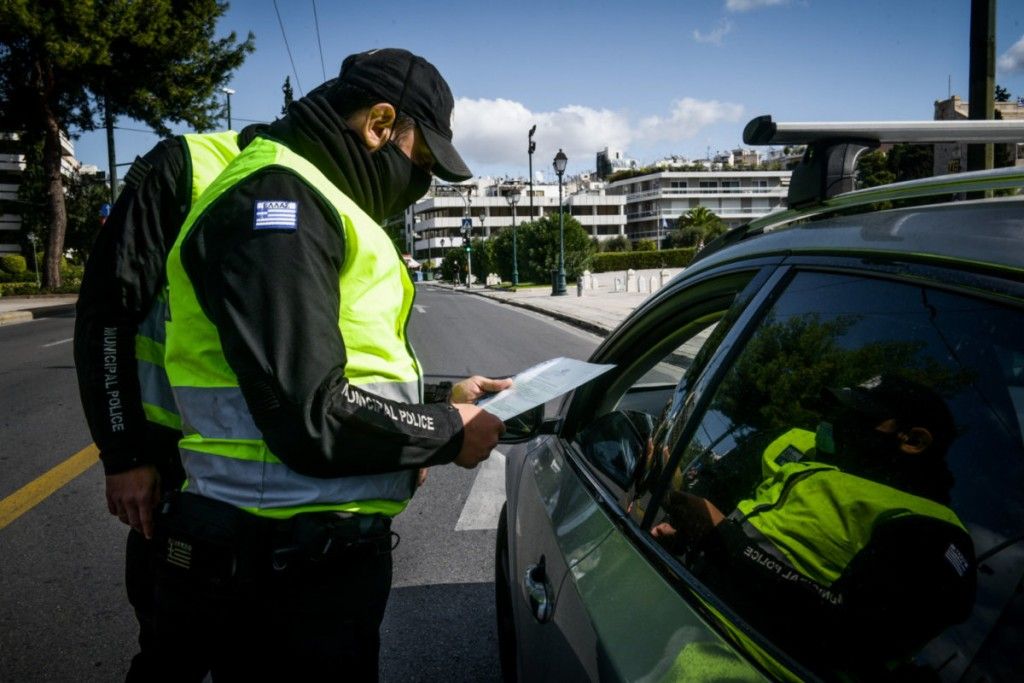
[0,286,600,682]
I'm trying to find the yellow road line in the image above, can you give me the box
[0,444,99,531]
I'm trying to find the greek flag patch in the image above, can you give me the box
[253,200,298,231]
[945,543,969,577]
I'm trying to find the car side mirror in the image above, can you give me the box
[577,410,655,489]
[499,404,546,444]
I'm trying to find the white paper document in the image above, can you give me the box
[476,357,615,421]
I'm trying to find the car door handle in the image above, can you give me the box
[524,559,553,623]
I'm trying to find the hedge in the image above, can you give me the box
[0,270,36,283]
[0,282,41,296]
[0,280,81,296]
[590,248,696,273]
[0,254,27,275]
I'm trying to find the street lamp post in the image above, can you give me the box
[552,149,568,296]
[27,232,40,289]
[504,184,521,286]
[458,185,473,288]
[528,125,536,224]
[222,87,235,129]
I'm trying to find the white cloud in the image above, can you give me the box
[693,19,733,46]
[452,98,632,169]
[998,34,1024,73]
[450,96,745,174]
[637,98,745,144]
[726,0,789,11]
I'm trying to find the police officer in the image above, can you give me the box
[74,123,266,680]
[654,375,976,673]
[154,49,509,680]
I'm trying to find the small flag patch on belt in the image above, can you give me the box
[254,200,298,231]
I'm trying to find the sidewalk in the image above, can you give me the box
[428,267,682,336]
[0,294,78,326]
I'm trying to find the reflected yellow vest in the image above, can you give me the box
[164,136,421,519]
[136,131,241,431]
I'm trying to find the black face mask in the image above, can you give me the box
[819,412,903,480]
[375,140,432,218]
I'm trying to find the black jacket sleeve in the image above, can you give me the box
[695,514,976,667]
[182,169,464,478]
[73,137,189,475]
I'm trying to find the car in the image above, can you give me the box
[495,116,1024,682]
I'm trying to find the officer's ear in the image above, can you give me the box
[350,103,396,152]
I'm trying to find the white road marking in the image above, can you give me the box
[41,337,73,348]
[455,449,507,531]
[414,305,427,313]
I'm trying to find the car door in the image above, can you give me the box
[635,259,1024,680]
[508,262,786,682]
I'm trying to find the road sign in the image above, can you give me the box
[461,218,472,229]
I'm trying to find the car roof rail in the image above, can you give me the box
[690,164,1024,266]
[743,115,1024,209]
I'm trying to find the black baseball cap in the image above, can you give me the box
[823,374,956,449]
[338,48,472,182]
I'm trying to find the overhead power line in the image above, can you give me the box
[312,0,327,82]
[273,0,304,97]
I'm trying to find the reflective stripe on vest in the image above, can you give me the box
[136,131,241,431]
[732,459,967,586]
[165,136,420,519]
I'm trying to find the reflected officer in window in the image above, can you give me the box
[653,374,977,672]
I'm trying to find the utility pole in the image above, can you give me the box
[967,0,995,174]
[528,125,536,225]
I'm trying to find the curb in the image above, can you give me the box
[0,302,76,327]
[457,287,613,337]
[0,311,33,326]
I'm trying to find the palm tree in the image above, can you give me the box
[671,207,726,249]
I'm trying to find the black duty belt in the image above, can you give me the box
[155,492,397,581]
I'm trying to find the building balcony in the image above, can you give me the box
[625,187,785,201]
[0,182,19,201]
[0,154,27,173]
[626,207,781,221]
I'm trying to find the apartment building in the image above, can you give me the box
[404,178,626,269]
[0,131,86,253]
[605,169,790,241]
[933,95,1024,175]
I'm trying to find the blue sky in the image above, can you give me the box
[73,0,1024,182]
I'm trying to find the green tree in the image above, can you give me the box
[634,239,657,251]
[995,84,1011,102]
[600,235,631,252]
[440,247,466,282]
[670,206,726,249]
[282,75,294,115]
[16,138,107,269]
[522,214,594,283]
[0,1,254,288]
[887,144,933,182]
[855,150,895,189]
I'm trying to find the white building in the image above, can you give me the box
[605,169,791,241]
[404,178,626,269]
[0,131,85,253]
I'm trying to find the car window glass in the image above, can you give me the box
[642,271,1024,680]
[575,317,727,498]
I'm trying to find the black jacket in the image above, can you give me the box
[74,126,264,476]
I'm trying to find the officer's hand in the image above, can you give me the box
[105,465,161,540]
[453,404,505,468]
[451,375,513,404]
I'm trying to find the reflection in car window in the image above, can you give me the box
[643,271,1024,679]
[575,318,723,499]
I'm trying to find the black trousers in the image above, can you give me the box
[124,528,161,682]
[151,503,393,682]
